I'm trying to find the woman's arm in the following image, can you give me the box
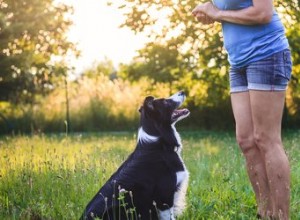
[192,0,274,25]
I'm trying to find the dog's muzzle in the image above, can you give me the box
[169,91,190,123]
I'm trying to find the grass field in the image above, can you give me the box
[0,130,299,220]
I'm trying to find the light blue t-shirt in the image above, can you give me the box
[213,0,289,67]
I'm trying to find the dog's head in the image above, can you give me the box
[138,91,190,147]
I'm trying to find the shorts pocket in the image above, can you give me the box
[275,50,292,81]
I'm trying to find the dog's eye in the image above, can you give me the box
[163,100,172,107]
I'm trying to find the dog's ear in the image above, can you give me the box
[144,96,155,112]
[138,106,143,113]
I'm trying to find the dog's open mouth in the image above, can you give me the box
[172,108,190,122]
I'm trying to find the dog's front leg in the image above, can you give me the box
[158,207,175,220]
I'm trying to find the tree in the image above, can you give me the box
[116,0,226,79]
[0,0,77,104]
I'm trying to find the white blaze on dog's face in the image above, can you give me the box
[168,91,186,106]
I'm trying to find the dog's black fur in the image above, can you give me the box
[80,91,190,220]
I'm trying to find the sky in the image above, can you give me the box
[61,0,148,72]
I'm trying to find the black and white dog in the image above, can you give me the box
[81,91,190,220]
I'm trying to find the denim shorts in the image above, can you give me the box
[229,49,292,93]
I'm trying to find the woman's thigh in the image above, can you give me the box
[249,90,286,144]
[231,92,254,140]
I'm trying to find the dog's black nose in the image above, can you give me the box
[178,91,185,96]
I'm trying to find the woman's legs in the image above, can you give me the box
[249,90,290,220]
[229,49,291,219]
[231,92,273,217]
[231,90,290,219]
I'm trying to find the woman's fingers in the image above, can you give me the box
[195,12,214,24]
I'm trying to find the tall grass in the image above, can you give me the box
[0,131,299,219]
[0,75,174,134]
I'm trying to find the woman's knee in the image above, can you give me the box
[236,134,256,155]
[253,130,281,153]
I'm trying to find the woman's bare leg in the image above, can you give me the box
[231,92,273,217]
[250,90,290,220]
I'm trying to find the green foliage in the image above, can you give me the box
[117,0,227,81]
[0,0,77,103]
[0,131,300,219]
[119,41,181,83]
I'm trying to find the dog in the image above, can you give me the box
[80,91,190,220]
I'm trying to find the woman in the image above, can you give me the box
[192,0,292,219]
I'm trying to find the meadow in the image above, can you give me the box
[0,130,299,220]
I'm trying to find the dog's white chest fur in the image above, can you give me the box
[176,170,188,185]
[157,129,189,220]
